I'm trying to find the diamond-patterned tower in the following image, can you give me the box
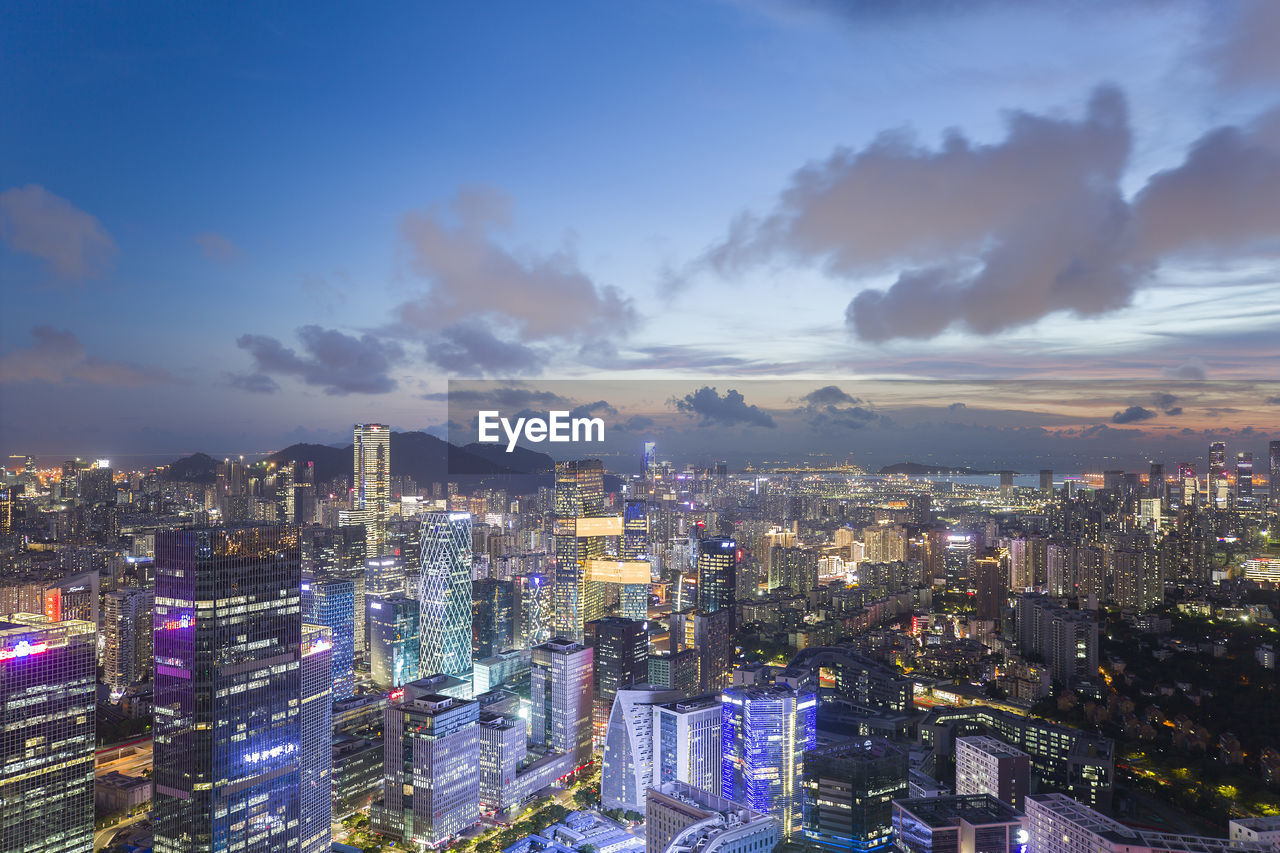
[418,512,473,684]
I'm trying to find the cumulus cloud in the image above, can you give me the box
[194,230,241,262]
[0,184,116,280]
[796,385,879,430]
[1111,405,1157,424]
[0,326,176,386]
[236,325,404,395]
[393,186,636,369]
[227,372,279,394]
[709,85,1280,342]
[426,387,570,408]
[672,386,776,428]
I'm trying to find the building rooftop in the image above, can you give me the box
[894,794,1022,829]
[956,734,1029,759]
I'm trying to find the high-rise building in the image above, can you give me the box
[379,683,479,847]
[303,577,355,700]
[697,538,737,616]
[368,592,420,691]
[602,685,682,813]
[418,512,473,683]
[891,795,1025,853]
[1236,452,1254,506]
[973,555,1005,622]
[530,637,594,765]
[472,577,515,659]
[1208,440,1229,508]
[0,614,96,852]
[944,534,974,591]
[620,499,651,621]
[586,616,650,747]
[476,710,573,814]
[554,459,607,641]
[1039,469,1054,495]
[648,647,700,695]
[102,585,153,694]
[720,683,817,839]
[955,735,1030,809]
[802,738,909,853]
[300,624,335,853]
[514,573,554,647]
[1014,594,1098,686]
[653,694,724,795]
[353,423,392,556]
[153,525,332,853]
[1270,441,1280,509]
[671,607,734,692]
[643,442,657,476]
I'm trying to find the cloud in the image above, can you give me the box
[796,385,878,430]
[425,386,571,408]
[194,230,241,262]
[392,187,636,368]
[1266,396,1280,405]
[1163,361,1207,380]
[0,184,116,280]
[236,325,404,395]
[227,372,280,394]
[1111,405,1157,424]
[709,85,1280,343]
[424,321,545,375]
[672,386,776,428]
[0,326,176,386]
[948,402,967,411]
[569,400,618,420]
[615,414,656,432]
[1201,0,1280,88]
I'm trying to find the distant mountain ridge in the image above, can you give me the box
[878,461,1010,476]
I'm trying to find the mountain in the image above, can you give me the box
[162,452,219,484]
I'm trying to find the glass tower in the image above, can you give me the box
[303,577,355,700]
[620,499,650,621]
[369,592,420,690]
[554,459,606,641]
[353,423,391,557]
[696,537,736,615]
[153,525,331,853]
[418,512,473,681]
[0,614,96,852]
[721,684,817,839]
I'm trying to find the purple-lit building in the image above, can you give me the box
[720,683,816,839]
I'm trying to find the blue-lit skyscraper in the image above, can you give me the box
[620,499,650,621]
[303,577,355,700]
[721,683,816,839]
[418,512,473,682]
[697,537,737,616]
[153,525,331,853]
[300,624,334,853]
[369,592,420,691]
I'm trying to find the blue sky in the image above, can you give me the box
[2,0,1278,461]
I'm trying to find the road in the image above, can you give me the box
[96,743,153,779]
[94,812,147,851]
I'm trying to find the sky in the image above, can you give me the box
[1,0,1278,466]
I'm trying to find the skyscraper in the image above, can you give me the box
[102,585,153,694]
[586,616,650,746]
[353,423,391,556]
[1271,441,1280,509]
[368,592,420,690]
[472,577,515,659]
[620,499,651,621]
[720,683,817,839]
[303,576,355,700]
[554,459,607,641]
[530,637,594,765]
[0,614,96,852]
[1208,440,1229,508]
[802,738,908,853]
[514,573,554,647]
[955,735,1030,809]
[153,525,331,853]
[653,694,724,795]
[1039,469,1054,495]
[300,624,335,853]
[1237,452,1254,506]
[697,537,737,616]
[418,512,473,683]
[602,685,683,814]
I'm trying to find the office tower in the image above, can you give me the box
[1148,462,1165,502]
[999,470,1015,500]
[1039,469,1053,495]
[353,423,392,556]
[648,647,700,695]
[891,795,1026,853]
[643,442,657,476]
[697,537,737,616]
[671,607,734,692]
[602,685,682,814]
[369,592,420,690]
[0,614,95,852]
[102,586,153,694]
[646,781,778,853]
[530,637,594,765]
[303,577,355,700]
[554,459,608,641]
[944,534,974,590]
[586,616,650,734]
[955,735,1030,809]
[620,499,650,620]
[1271,441,1280,509]
[300,625,334,853]
[802,738,908,853]
[514,573,554,647]
[973,556,1005,622]
[1014,595,1098,685]
[720,683,817,839]
[1025,794,1265,853]
[1237,452,1254,506]
[1208,440,1229,508]
[418,512,473,682]
[653,694,724,795]
[0,486,10,534]
[476,710,573,813]
[472,577,515,659]
[153,525,332,853]
[379,683,479,847]
[473,648,531,695]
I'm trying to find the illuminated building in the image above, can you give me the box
[153,524,332,853]
[891,795,1025,853]
[418,512,473,684]
[646,781,777,853]
[620,499,650,620]
[944,534,974,591]
[1026,794,1267,853]
[530,637,594,765]
[0,614,95,852]
[697,537,737,616]
[477,711,574,813]
[554,459,607,641]
[378,683,479,847]
[654,694,724,795]
[1208,440,1229,508]
[473,648,530,694]
[368,592,420,691]
[1014,594,1097,686]
[472,577,515,659]
[671,607,734,692]
[648,647,699,694]
[102,585,153,693]
[954,735,1029,809]
[1039,469,1054,495]
[300,624,334,853]
[720,683,816,839]
[352,423,391,556]
[0,486,11,534]
[302,577,355,700]
[643,442,657,476]
[586,616,649,737]
[973,556,1005,622]
[514,573,554,647]
[1271,441,1280,509]
[1236,452,1254,506]
[602,685,682,813]
[802,738,908,853]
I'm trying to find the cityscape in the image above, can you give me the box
[4,2,1280,853]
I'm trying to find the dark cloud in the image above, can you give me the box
[1111,405,1157,423]
[796,385,878,430]
[799,385,860,407]
[1163,407,1183,416]
[0,326,177,386]
[423,321,544,375]
[0,184,116,281]
[569,400,618,420]
[948,402,967,411]
[615,414,656,432]
[227,372,279,394]
[425,387,570,408]
[1266,396,1280,405]
[236,325,404,395]
[710,86,1280,343]
[672,386,776,428]
[1150,392,1179,411]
